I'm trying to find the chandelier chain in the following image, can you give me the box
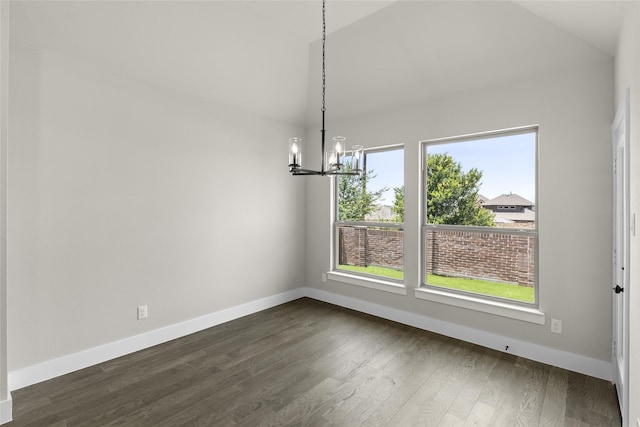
[321,0,326,113]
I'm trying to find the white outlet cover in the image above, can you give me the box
[138,305,148,320]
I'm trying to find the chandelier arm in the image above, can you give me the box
[292,169,325,176]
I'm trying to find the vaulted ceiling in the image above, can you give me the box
[10,1,632,126]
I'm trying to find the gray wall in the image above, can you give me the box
[8,44,306,370]
[306,57,615,362]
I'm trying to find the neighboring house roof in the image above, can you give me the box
[477,194,490,204]
[365,205,394,221]
[494,208,536,223]
[484,193,534,207]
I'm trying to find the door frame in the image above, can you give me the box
[612,87,630,423]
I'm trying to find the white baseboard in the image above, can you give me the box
[0,393,11,425]
[8,288,305,391]
[8,285,611,394]
[304,287,612,381]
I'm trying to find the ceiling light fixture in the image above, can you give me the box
[288,0,363,176]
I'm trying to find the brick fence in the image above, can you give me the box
[338,226,535,287]
[339,227,403,270]
[426,229,535,287]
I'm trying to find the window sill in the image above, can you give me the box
[326,271,407,295]
[414,287,545,325]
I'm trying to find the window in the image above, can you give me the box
[334,145,404,281]
[422,129,537,305]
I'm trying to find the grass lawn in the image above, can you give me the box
[337,264,534,303]
[427,274,534,303]
[338,264,404,280]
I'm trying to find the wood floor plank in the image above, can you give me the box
[359,338,460,426]
[477,352,519,408]
[539,366,568,426]
[446,347,500,421]
[565,371,620,426]
[487,358,531,426]
[413,342,484,425]
[7,298,621,427]
[257,377,347,426]
[439,412,466,427]
[323,328,436,426]
[462,401,496,427]
[514,358,550,426]
[385,340,476,426]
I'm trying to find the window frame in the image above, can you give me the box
[420,126,539,308]
[332,143,405,286]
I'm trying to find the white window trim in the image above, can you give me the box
[332,144,405,285]
[327,271,407,295]
[414,287,545,324]
[421,126,539,308]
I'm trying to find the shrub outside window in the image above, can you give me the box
[422,128,538,305]
[334,145,404,281]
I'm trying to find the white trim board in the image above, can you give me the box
[304,288,612,381]
[9,286,611,393]
[0,394,11,425]
[8,289,305,391]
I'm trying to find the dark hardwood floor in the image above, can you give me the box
[8,298,621,426]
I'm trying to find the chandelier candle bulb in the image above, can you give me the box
[333,136,345,169]
[289,137,301,169]
[325,150,338,171]
[352,145,364,171]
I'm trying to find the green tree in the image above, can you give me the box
[392,185,404,222]
[338,166,387,221]
[427,153,494,226]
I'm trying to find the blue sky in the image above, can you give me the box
[366,149,404,206]
[366,132,536,206]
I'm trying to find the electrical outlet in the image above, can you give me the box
[551,318,562,334]
[137,305,148,320]
[322,273,327,282]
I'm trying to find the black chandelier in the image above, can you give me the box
[288,0,364,176]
